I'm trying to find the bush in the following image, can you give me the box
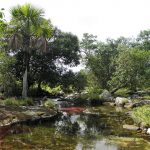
[132,105,150,127]
[72,87,103,106]
[114,88,130,97]
[42,85,62,95]
[43,99,56,109]
[4,97,33,106]
[86,87,102,100]
[143,95,150,100]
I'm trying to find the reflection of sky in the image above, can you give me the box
[70,114,79,123]
[76,140,118,150]
[54,106,144,150]
[56,113,119,150]
[95,140,118,150]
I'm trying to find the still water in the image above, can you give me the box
[2,105,150,150]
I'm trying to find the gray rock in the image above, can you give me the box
[123,124,139,130]
[115,97,129,106]
[147,128,150,135]
[124,103,133,109]
[132,100,150,108]
[99,90,113,101]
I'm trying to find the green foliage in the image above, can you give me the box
[43,99,55,109]
[61,70,75,93]
[0,8,7,37]
[4,97,33,106]
[84,71,103,100]
[80,33,97,56]
[132,105,150,126]
[41,84,62,95]
[110,48,150,91]
[0,52,17,96]
[27,29,80,91]
[81,36,118,89]
[51,29,80,65]
[137,30,150,50]
[8,4,53,97]
[143,95,150,100]
[86,87,102,100]
[7,8,80,97]
[73,70,87,93]
[81,32,150,93]
[1,5,80,97]
[114,88,130,97]
[1,5,150,98]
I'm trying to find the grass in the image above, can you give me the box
[132,105,150,127]
[143,95,150,100]
[3,97,33,106]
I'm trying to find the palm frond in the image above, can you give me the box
[9,33,23,50]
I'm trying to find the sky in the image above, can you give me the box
[1,0,150,41]
[1,0,150,71]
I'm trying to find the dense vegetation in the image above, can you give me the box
[0,4,150,149]
[132,105,150,127]
[0,4,80,97]
[0,4,150,100]
[80,33,150,93]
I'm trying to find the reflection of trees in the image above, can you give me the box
[55,113,80,135]
[79,114,109,137]
[54,108,134,149]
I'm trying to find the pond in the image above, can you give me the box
[1,105,150,150]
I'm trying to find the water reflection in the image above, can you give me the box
[55,113,80,135]
[3,106,150,150]
[76,140,118,150]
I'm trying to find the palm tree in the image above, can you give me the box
[8,4,53,98]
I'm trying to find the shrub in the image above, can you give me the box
[4,97,33,106]
[114,88,130,97]
[143,95,150,100]
[42,85,62,95]
[43,99,56,109]
[132,105,150,127]
[86,87,102,100]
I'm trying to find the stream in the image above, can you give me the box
[1,104,150,150]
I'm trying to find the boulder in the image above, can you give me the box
[124,103,133,109]
[147,128,150,135]
[0,105,60,127]
[123,124,140,131]
[115,97,129,107]
[132,100,150,108]
[99,90,113,101]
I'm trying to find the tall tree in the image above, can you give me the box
[110,48,150,91]
[80,33,97,58]
[136,30,150,50]
[11,28,80,94]
[8,4,53,97]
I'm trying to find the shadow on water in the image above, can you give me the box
[2,105,150,150]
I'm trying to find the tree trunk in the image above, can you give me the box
[22,67,28,98]
[38,81,42,91]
